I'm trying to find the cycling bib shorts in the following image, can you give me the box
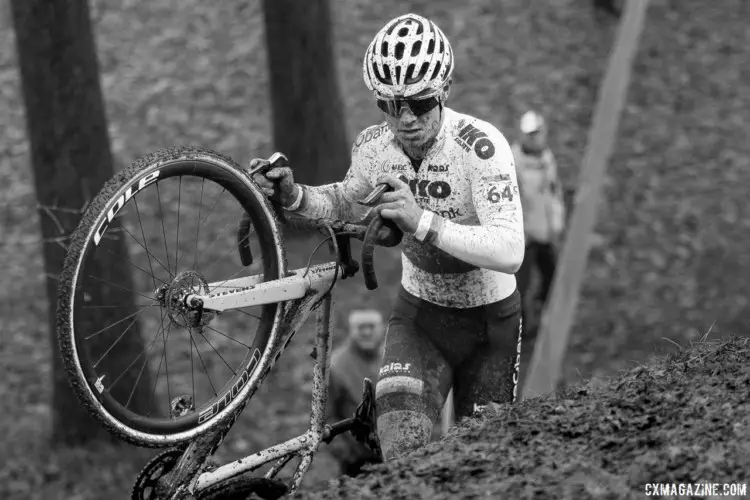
[375,286,523,460]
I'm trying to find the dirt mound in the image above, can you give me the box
[298,337,749,499]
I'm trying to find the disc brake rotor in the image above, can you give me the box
[156,270,215,329]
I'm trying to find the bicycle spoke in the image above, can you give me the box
[82,303,158,309]
[209,263,257,295]
[100,245,168,286]
[174,176,182,272]
[117,319,168,406]
[85,307,149,341]
[203,324,252,350]
[118,220,173,279]
[196,328,236,375]
[236,308,262,321]
[196,218,234,272]
[236,309,261,321]
[192,178,205,270]
[190,326,196,408]
[160,312,173,410]
[124,352,152,410]
[134,197,162,290]
[156,183,172,276]
[190,331,217,396]
[148,320,172,417]
[87,274,156,303]
[92,308,147,368]
[200,187,225,228]
[208,222,260,293]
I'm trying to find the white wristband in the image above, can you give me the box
[283,185,304,211]
[413,210,434,242]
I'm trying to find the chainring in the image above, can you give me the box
[132,448,185,500]
[132,448,220,500]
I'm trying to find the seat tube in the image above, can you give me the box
[309,293,334,433]
[289,293,333,493]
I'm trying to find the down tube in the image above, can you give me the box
[193,434,312,491]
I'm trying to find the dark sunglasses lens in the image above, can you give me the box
[376,99,391,115]
[408,97,440,116]
[377,96,440,117]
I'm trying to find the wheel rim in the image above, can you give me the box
[69,158,280,434]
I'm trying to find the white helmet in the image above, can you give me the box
[520,110,546,134]
[363,13,454,99]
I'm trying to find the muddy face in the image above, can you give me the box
[384,105,443,154]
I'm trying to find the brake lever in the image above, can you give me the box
[357,183,392,207]
[246,152,289,176]
[245,152,290,223]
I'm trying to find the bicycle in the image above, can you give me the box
[56,146,401,499]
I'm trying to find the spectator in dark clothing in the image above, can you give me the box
[325,309,385,477]
[512,111,566,334]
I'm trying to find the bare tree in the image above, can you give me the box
[262,0,350,184]
[11,0,152,445]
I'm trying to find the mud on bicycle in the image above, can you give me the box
[56,146,399,499]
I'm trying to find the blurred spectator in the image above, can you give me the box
[326,309,385,477]
[512,111,566,333]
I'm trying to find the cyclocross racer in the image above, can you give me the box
[250,13,525,461]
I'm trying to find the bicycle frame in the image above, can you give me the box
[170,261,345,497]
[186,261,342,311]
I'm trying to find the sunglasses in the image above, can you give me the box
[376,96,441,117]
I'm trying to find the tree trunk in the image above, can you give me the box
[262,0,350,184]
[11,0,152,446]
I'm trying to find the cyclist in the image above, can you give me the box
[511,111,566,333]
[249,13,525,461]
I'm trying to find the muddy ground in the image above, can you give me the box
[298,338,750,499]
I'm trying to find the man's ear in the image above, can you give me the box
[441,79,452,102]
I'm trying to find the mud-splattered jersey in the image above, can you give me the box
[296,107,524,308]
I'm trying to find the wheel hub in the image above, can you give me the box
[156,270,215,329]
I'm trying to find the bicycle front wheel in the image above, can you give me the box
[57,146,286,447]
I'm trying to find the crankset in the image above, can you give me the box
[132,448,218,500]
[132,448,185,500]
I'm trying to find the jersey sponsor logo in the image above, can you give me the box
[455,123,495,160]
[512,316,523,404]
[354,123,388,147]
[381,160,409,173]
[437,207,463,219]
[397,174,452,200]
[379,362,412,377]
[426,163,449,173]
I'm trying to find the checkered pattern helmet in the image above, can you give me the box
[363,13,454,99]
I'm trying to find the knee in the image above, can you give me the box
[376,410,433,461]
[375,374,437,460]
